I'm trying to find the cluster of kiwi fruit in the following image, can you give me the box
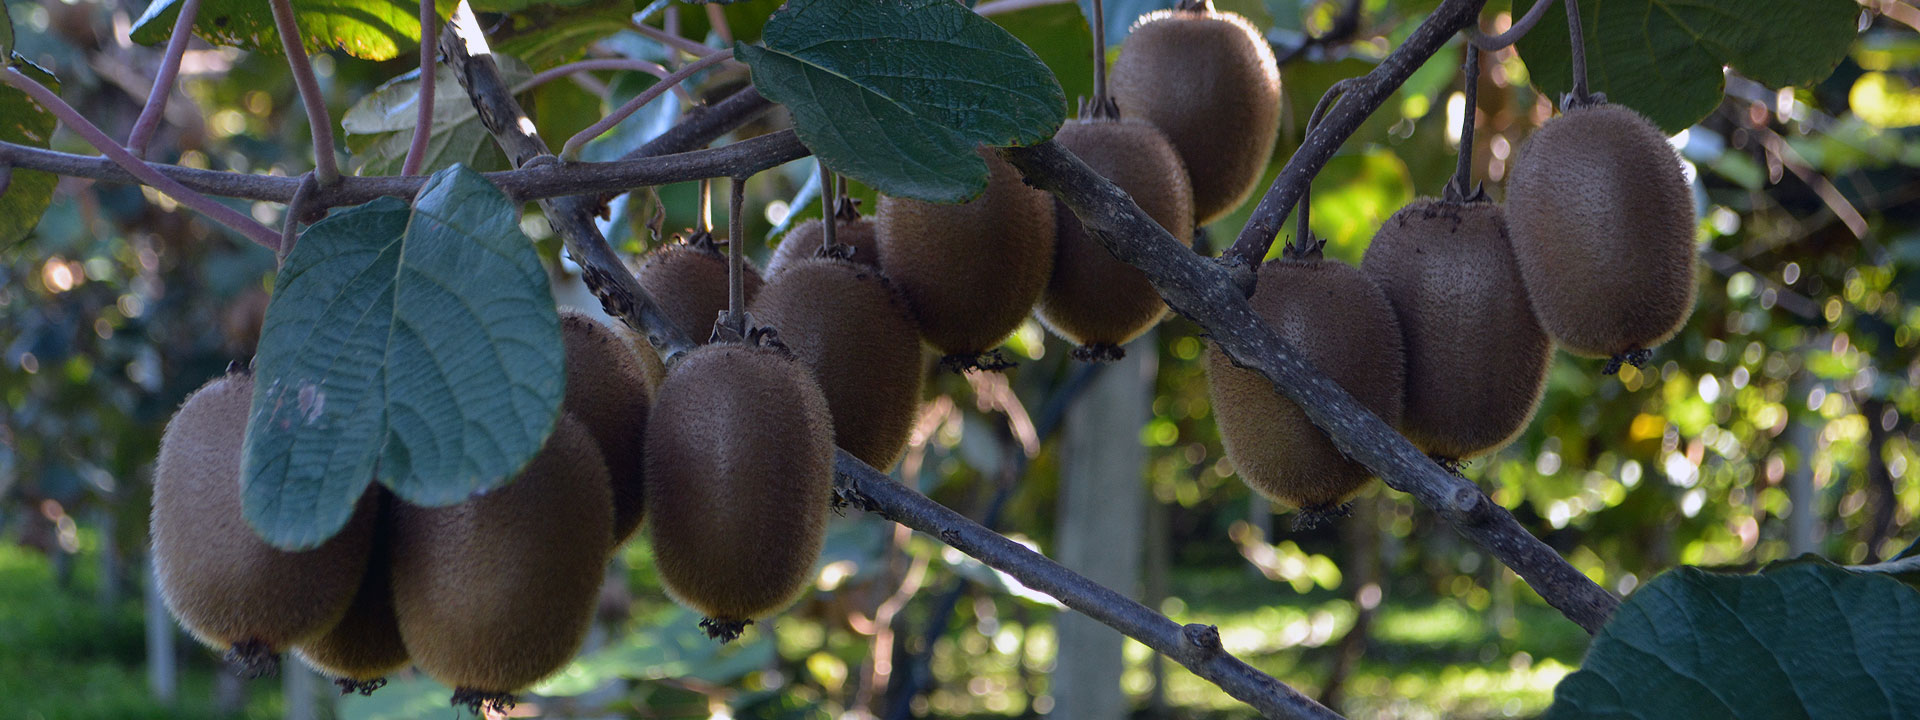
[150,302,847,711]
[1208,78,1694,517]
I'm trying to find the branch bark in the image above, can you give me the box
[1002,139,1621,635]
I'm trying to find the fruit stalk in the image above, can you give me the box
[1291,79,1353,257]
[1446,43,1480,201]
[1089,0,1109,114]
[1465,0,1556,51]
[1227,0,1489,267]
[400,0,436,177]
[125,0,202,157]
[268,0,341,185]
[1004,139,1621,635]
[819,163,837,253]
[725,174,748,337]
[1563,0,1591,105]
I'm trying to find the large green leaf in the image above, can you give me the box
[242,166,563,550]
[490,0,637,69]
[0,57,58,253]
[130,0,457,61]
[1513,0,1860,133]
[1545,560,1920,719]
[737,0,1067,203]
[341,65,516,176]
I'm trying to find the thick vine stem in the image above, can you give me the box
[1227,0,1489,268]
[437,4,698,362]
[1004,140,1621,635]
[833,450,1344,720]
[269,0,342,185]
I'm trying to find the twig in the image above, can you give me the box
[625,85,774,160]
[972,0,1074,16]
[1275,0,1364,65]
[269,0,341,184]
[439,3,700,361]
[0,67,281,250]
[126,0,202,157]
[401,0,437,176]
[1562,0,1591,106]
[511,59,694,103]
[1444,43,1480,201]
[1227,0,1488,267]
[1465,0,1556,51]
[1003,139,1621,635]
[706,2,735,47]
[0,132,805,210]
[819,163,837,252]
[627,20,720,58]
[724,174,747,337]
[560,50,734,160]
[1851,555,1920,576]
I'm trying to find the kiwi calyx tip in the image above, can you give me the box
[1071,343,1127,363]
[938,351,1017,374]
[224,641,280,679]
[451,689,516,716]
[1601,348,1653,376]
[333,677,388,696]
[1289,502,1354,531]
[700,617,754,643]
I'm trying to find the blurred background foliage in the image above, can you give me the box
[1,0,1916,718]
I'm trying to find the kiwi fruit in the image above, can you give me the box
[637,235,766,342]
[388,413,613,710]
[875,147,1054,364]
[152,373,377,676]
[1503,103,1697,365]
[1109,1,1281,224]
[293,490,408,695]
[644,340,835,640]
[559,308,652,544]
[749,258,924,469]
[769,216,881,275]
[1205,259,1405,513]
[1360,198,1551,461]
[1037,119,1194,359]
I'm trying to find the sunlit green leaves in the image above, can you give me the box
[0,58,58,252]
[341,66,513,176]
[130,0,457,61]
[1514,0,1861,133]
[738,0,1067,202]
[242,166,562,550]
[1545,560,1920,719]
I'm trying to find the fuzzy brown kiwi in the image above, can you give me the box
[388,413,613,711]
[769,217,882,275]
[643,340,834,640]
[749,258,924,469]
[874,147,1054,365]
[559,308,651,544]
[1205,259,1405,514]
[293,489,408,695]
[1360,198,1551,461]
[1503,103,1697,365]
[1109,2,1280,224]
[637,237,766,342]
[152,373,377,677]
[1037,119,1194,359]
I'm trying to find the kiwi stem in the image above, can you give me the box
[1289,79,1351,259]
[697,178,714,234]
[1089,0,1111,118]
[819,163,839,253]
[1465,0,1557,51]
[1563,0,1592,107]
[725,175,748,338]
[1445,43,1481,203]
[268,0,342,186]
[400,0,438,177]
[125,0,202,157]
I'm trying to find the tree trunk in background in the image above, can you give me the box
[1143,495,1171,717]
[145,554,177,704]
[1860,398,1898,562]
[92,506,120,610]
[1318,494,1381,710]
[282,661,318,720]
[1786,374,1821,556]
[1052,333,1155,720]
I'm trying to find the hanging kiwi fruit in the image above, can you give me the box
[875,147,1055,371]
[751,170,925,470]
[387,413,614,713]
[769,188,880,275]
[637,179,766,342]
[1109,0,1281,225]
[1361,46,1551,464]
[1037,0,1194,361]
[152,372,378,677]
[559,308,652,545]
[293,489,408,696]
[647,176,837,642]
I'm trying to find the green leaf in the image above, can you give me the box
[738,0,1067,203]
[130,0,457,61]
[341,64,517,176]
[1,2,15,62]
[1078,0,1178,48]
[1,57,58,253]
[1513,0,1861,133]
[1544,560,1920,719]
[994,2,1094,108]
[242,166,563,550]
[491,0,636,69]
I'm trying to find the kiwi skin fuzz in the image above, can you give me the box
[152,373,377,673]
[644,342,835,629]
[1361,199,1551,461]
[388,413,614,697]
[293,488,408,694]
[875,148,1055,357]
[1038,119,1194,353]
[750,258,925,470]
[560,309,652,545]
[1504,103,1697,359]
[637,241,766,343]
[1205,259,1405,511]
[1110,7,1281,225]
[769,218,882,275]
